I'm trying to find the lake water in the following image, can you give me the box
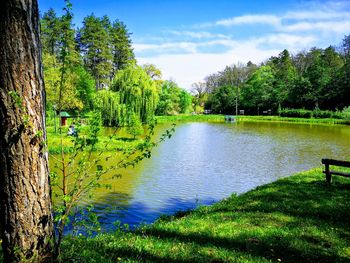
[52,121,350,231]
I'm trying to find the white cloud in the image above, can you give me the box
[216,14,281,27]
[167,30,229,39]
[284,10,350,21]
[134,42,198,54]
[257,34,317,49]
[134,0,350,89]
[137,41,281,90]
[283,21,350,34]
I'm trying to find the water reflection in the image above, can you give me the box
[50,121,350,231]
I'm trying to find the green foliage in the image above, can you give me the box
[279,108,345,119]
[142,63,162,80]
[44,53,94,112]
[236,115,349,125]
[191,82,208,113]
[78,14,113,89]
[155,114,224,123]
[40,8,61,55]
[127,113,144,139]
[110,20,136,71]
[279,108,314,118]
[208,85,237,114]
[95,90,125,127]
[204,36,350,114]
[75,67,96,111]
[242,65,275,111]
[110,66,158,124]
[343,106,350,120]
[156,80,194,115]
[179,90,193,114]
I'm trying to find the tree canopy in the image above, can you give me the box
[202,37,350,114]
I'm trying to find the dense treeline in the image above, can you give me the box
[40,8,193,126]
[201,35,350,115]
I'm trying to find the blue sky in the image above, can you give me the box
[39,0,350,89]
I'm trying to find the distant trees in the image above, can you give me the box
[156,80,193,115]
[204,36,350,114]
[40,9,136,111]
[78,14,113,90]
[77,15,135,89]
[40,8,197,120]
[110,20,136,72]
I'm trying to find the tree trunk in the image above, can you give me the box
[0,0,55,262]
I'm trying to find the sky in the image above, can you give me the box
[38,0,350,90]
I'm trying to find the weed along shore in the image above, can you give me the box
[60,169,350,262]
[155,114,350,125]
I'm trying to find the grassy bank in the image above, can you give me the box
[156,114,350,125]
[155,114,224,123]
[236,115,350,125]
[47,115,349,153]
[46,126,142,154]
[61,168,350,262]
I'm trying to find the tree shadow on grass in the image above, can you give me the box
[129,173,350,262]
[62,172,350,262]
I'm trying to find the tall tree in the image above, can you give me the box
[0,0,55,261]
[269,49,297,108]
[79,14,113,90]
[40,8,60,55]
[242,65,275,113]
[111,66,158,123]
[110,20,136,75]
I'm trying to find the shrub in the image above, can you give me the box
[280,108,313,118]
[280,108,346,119]
[342,106,350,120]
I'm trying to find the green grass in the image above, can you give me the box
[46,115,349,154]
[46,126,142,154]
[155,114,350,125]
[60,168,350,262]
[236,116,350,125]
[155,114,225,123]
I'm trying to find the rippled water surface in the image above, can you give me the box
[51,121,350,230]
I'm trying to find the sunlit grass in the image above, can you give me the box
[155,114,350,125]
[155,114,224,123]
[46,125,142,154]
[236,116,350,125]
[61,169,350,262]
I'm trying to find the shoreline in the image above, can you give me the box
[60,168,350,262]
[155,114,350,125]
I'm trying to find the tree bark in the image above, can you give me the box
[0,0,55,262]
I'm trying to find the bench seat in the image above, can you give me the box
[322,158,350,183]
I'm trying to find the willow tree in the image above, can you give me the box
[110,66,158,124]
[0,0,55,261]
[95,90,127,126]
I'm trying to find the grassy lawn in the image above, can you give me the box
[155,114,225,123]
[236,116,350,125]
[46,125,142,154]
[155,114,350,125]
[61,169,350,262]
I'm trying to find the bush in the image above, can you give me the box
[127,113,144,139]
[313,109,333,118]
[343,106,350,120]
[280,108,313,118]
[280,108,346,119]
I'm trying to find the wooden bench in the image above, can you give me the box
[321,158,350,183]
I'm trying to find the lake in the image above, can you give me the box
[51,121,350,232]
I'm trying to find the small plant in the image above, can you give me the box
[342,106,350,120]
[280,108,313,118]
[127,113,144,139]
